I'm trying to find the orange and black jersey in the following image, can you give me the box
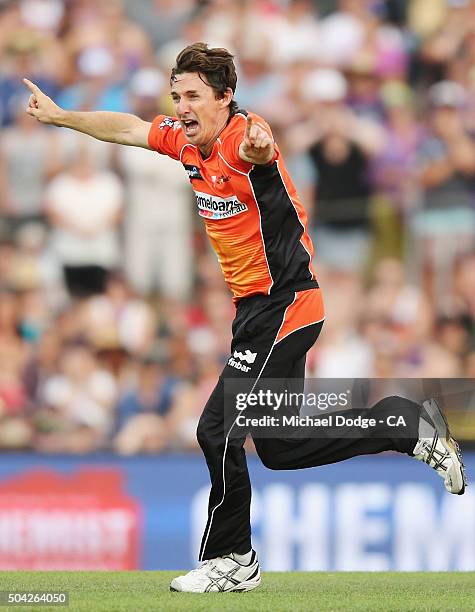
[148,110,318,301]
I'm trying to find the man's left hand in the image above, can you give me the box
[239,116,275,165]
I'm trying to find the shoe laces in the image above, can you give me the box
[188,560,212,576]
[189,558,224,577]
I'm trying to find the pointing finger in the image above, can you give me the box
[22,78,41,95]
[245,115,253,139]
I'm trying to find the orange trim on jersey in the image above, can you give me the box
[276,289,324,344]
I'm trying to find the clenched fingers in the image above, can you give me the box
[28,93,38,109]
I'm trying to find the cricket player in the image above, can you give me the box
[24,43,467,593]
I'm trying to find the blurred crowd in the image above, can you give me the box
[0,0,475,453]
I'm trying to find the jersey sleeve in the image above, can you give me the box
[148,115,186,161]
[220,112,279,172]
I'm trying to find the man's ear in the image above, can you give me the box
[218,87,234,109]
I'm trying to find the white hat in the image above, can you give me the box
[20,0,64,32]
[78,47,114,77]
[130,68,166,98]
[304,68,348,102]
[428,80,466,108]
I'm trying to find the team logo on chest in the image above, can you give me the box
[194,190,248,220]
[211,174,231,185]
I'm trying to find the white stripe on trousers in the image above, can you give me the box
[199,293,297,560]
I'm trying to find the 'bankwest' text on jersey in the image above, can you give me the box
[148,110,317,300]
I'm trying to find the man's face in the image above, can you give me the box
[170,72,230,148]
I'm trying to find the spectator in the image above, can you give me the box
[115,357,178,429]
[113,356,180,454]
[417,81,475,213]
[115,68,193,300]
[270,0,321,68]
[83,271,155,357]
[44,145,124,297]
[0,103,60,228]
[346,56,384,122]
[123,0,196,51]
[372,82,422,208]
[37,341,117,452]
[370,81,424,259]
[303,69,384,272]
[11,222,65,306]
[413,80,475,306]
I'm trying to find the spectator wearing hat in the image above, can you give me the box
[413,80,475,307]
[302,68,385,273]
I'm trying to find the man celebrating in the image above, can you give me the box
[24,43,466,593]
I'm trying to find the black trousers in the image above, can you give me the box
[197,288,420,561]
[63,265,108,297]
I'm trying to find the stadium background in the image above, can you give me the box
[0,0,474,571]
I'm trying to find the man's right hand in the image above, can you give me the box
[23,78,63,125]
[22,78,152,148]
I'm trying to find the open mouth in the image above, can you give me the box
[182,119,199,136]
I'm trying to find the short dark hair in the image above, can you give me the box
[171,42,239,116]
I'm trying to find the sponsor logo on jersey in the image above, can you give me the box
[158,117,176,130]
[228,349,257,372]
[234,350,257,364]
[184,164,203,181]
[195,191,248,220]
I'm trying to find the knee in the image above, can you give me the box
[400,396,421,412]
[255,443,281,470]
[376,395,420,411]
[261,458,281,470]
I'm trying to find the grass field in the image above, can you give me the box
[0,572,473,612]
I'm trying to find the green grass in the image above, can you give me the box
[0,572,473,612]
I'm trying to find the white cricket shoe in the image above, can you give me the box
[170,550,261,593]
[413,398,467,495]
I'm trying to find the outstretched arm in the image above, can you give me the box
[238,115,275,165]
[23,78,152,149]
